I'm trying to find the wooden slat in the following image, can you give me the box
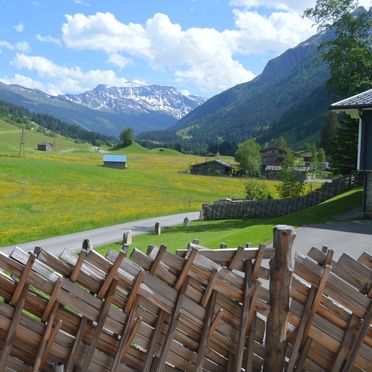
[143,310,166,372]
[331,314,359,372]
[11,253,36,305]
[69,247,88,282]
[286,286,316,372]
[235,260,253,372]
[97,248,126,299]
[296,337,313,372]
[0,284,29,371]
[150,244,167,275]
[40,319,63,369]
[195,290,217,371]
[81,279,119,371]
[228,246,245,270]
[65,316,88,372]
[125,270,144,314]
[42,277,62,322]
[32,302,59,372]
[252,244,265,282]
[358,252,372,269]
[155,278,189,371]
[201,268,219,307]
[244,311,256,372]
[208,308,224,340]
[175,248,197,291]
[341,300,372,372]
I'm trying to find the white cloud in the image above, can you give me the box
[36,34,62,46]
[0,74,48,91]
[74,0,91,6]
[62,12,256,92]
[230,0,315,12]
[0,40,30,53]
[10,53,130,95]
[106,54,132,68]
[358,0,372,9]
[14,23,25,33]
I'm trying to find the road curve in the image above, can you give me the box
[0,211,200,256]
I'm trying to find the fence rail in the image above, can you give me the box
[0,226,370,371]
[201,175,360,220]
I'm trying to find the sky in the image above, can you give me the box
[0,0,370,98]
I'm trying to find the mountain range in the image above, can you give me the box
[0,82,205,136]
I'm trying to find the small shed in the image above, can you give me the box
[190,160,233,176]
[103,154,127,169]
[331,88,372,217]
[37,143,53,152]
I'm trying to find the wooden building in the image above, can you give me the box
[37,143,53,151]
[260,146,287,167]
[331,88,372,217]
[103,154,127,169]
[190,159,233,176]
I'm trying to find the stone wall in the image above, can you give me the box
[201,176,359,220]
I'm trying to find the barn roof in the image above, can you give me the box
[330,88,372,110]
[103,154,127,163]
[191,159,233,169]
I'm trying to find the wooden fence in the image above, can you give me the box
[0,226,370,371]
[201,175,360,220]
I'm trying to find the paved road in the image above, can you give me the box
[293,221,372,260]
[0,211,200,256]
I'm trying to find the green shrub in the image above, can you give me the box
[245,180,273,200]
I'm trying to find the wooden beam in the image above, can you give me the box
[175,248,197,291]
[143,310,166,372]
[111,297,138,371]
[331,314,359,372]
[341,300,372,372]
[0,284,28,371]
[296,337,313,372]
[69,244,89,283]
[234,260,253,372]
[244,311,257,372]
[264,225,295,372]
[195,290,217,371]
[208,308,224,341]
[40,319,63,369]
[155,278,189,371]
[11,253,36,305]
[98,248,126,299]
[252,244,266,282]
[32,302,59,372]
[65,316,88,372]
[201,268,219,307]
[124,270,144,314]
[42,278,62,322]
[286,286,316,372]
[81,279,118,371]
[228,245,245,270]
[150,244,167,275]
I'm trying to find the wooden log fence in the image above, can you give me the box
[0,226,370,371]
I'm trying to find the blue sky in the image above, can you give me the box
[0,0,369,97]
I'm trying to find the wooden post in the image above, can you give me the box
[263,225,295,372]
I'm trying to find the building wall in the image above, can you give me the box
[365,172,372,218]
[104,161,126,169]
[191,163,231,176]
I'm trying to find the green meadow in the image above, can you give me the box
[0,118,298,246]
[97,188,363,256]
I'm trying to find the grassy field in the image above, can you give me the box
[0,118,299,246]
[97,188,363,255]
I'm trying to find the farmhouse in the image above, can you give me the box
[260,146,287,167]
[37,143,53,151]
[331,88,372,217]
[190,159,233,176]
[103,154,127,169]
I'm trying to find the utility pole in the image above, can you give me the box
[18,126,25,158]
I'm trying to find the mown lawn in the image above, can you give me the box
[97,188,363,255]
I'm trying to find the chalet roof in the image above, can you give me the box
[330,88,372,110]
[191,159,233,169]
[260,146,287,154]
[103,154,127,163]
